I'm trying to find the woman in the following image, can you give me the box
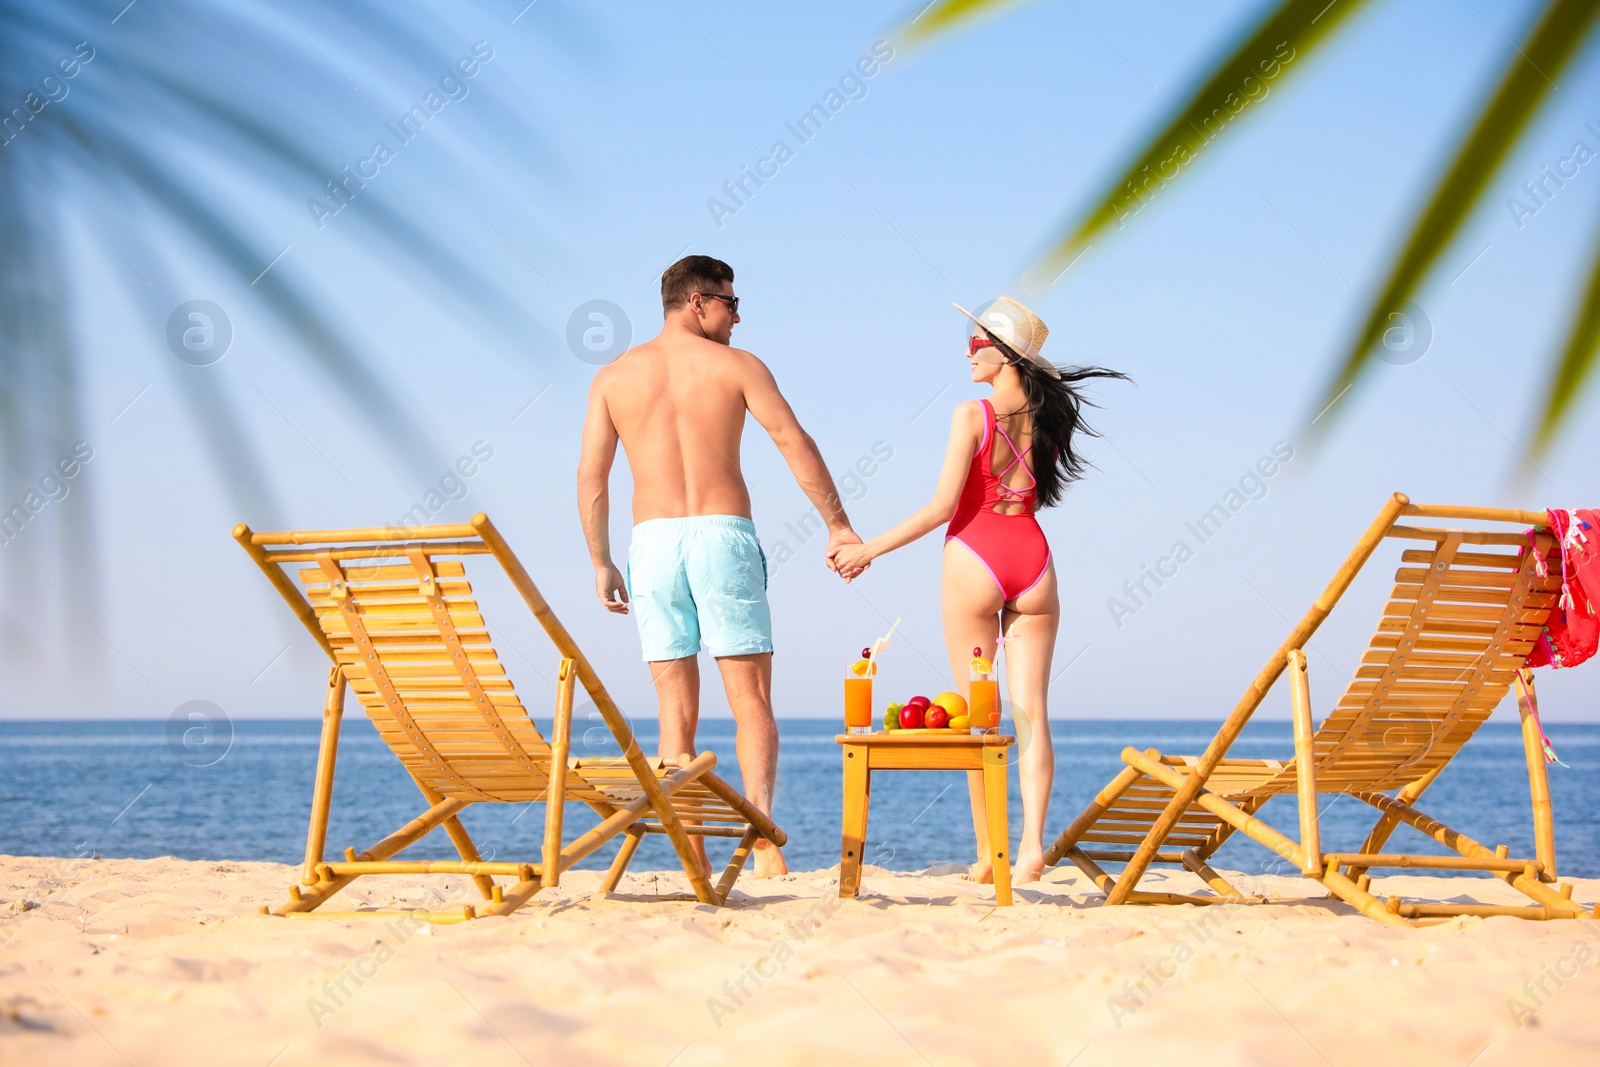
[829,298,1126,882]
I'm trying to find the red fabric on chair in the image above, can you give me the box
[1525,508,1600,669]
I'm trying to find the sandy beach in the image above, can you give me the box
[3,855,1598,1066]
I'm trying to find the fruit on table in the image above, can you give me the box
[905,695,931,712]
[948,715,970,729]
[898,703,925,730]
[924,706,949,730]
[931,691,967,719]
[884,702,903,731]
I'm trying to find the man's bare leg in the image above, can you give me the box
[650,655,711,878]
[712,652,787,877]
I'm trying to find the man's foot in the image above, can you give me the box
[752,837,788,879]
[969,859,994,885]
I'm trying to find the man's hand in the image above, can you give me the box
[595,563,629,614]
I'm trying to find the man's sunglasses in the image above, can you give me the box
[697,292,739,314]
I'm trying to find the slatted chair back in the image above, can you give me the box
[234,517,652,808]
[1211,526,1561,799]
[1058,500,1563,870]
[1303,529,1557,790]
[298,547,608,806]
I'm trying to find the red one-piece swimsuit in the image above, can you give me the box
[945,399,1051,601]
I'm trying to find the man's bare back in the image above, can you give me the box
[590,332,765,524]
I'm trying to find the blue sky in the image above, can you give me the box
[6,0,1600,724]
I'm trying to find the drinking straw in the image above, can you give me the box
[870,617,901,660]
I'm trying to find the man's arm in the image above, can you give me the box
[740,354,861,568]
[577,374,629,614]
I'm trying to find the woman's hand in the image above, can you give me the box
[829,542,874,582]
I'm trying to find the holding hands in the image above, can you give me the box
[825,527,872,583]
[828,539,873,582]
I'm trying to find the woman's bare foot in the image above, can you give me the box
[1013,849,1046,885]
[752,838,788,879]
[969,859,994,884]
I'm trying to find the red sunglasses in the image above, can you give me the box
[968,334,996,356]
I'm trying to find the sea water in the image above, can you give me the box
[2,719,1596,879]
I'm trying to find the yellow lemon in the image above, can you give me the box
[948,715,970,729]
[969,655,992,676]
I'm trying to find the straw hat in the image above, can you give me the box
[953,297,1059,379]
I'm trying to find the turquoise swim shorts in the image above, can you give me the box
[625,515,772,661]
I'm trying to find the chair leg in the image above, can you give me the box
[272,797,469,915]
[1181,849,1246,898]
[412,778,495,900]
[1348,764,1445,879]
[1350,790,1584,916]
[1044,765,1141,867]
[1518,669,1558,880]
[600,827,645,893]
[715,827,762,903]
[543,659,576,888]
[301,667,346,886]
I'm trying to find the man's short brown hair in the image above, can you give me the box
[661,255,734,313]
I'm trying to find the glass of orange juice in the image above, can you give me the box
[968,646,999,732]
[844,647,875,733]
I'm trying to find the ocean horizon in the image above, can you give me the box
[4,717,1595,880]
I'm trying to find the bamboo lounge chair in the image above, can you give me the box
[235,513,785,920]
[1046,495,1594,927]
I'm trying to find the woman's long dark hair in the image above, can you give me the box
[986,332,1129,509]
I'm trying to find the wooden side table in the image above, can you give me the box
[836,732,1016,906]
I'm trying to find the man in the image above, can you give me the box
[578,255,863,878]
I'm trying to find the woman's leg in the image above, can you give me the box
[941,540,1004,880]
[1001,562,1060,883]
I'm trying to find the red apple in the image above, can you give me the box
[899,703,924,729]
[906,695,931,711]
[924,706,950,729]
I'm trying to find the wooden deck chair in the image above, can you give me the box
[235,513,786,921]
[1045,494,1595,927]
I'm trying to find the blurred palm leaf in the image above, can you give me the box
[0,0,557,544]
[905,0,1600,455]
[1533,234,1600,453]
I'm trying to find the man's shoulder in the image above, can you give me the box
[593,339,659,384]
